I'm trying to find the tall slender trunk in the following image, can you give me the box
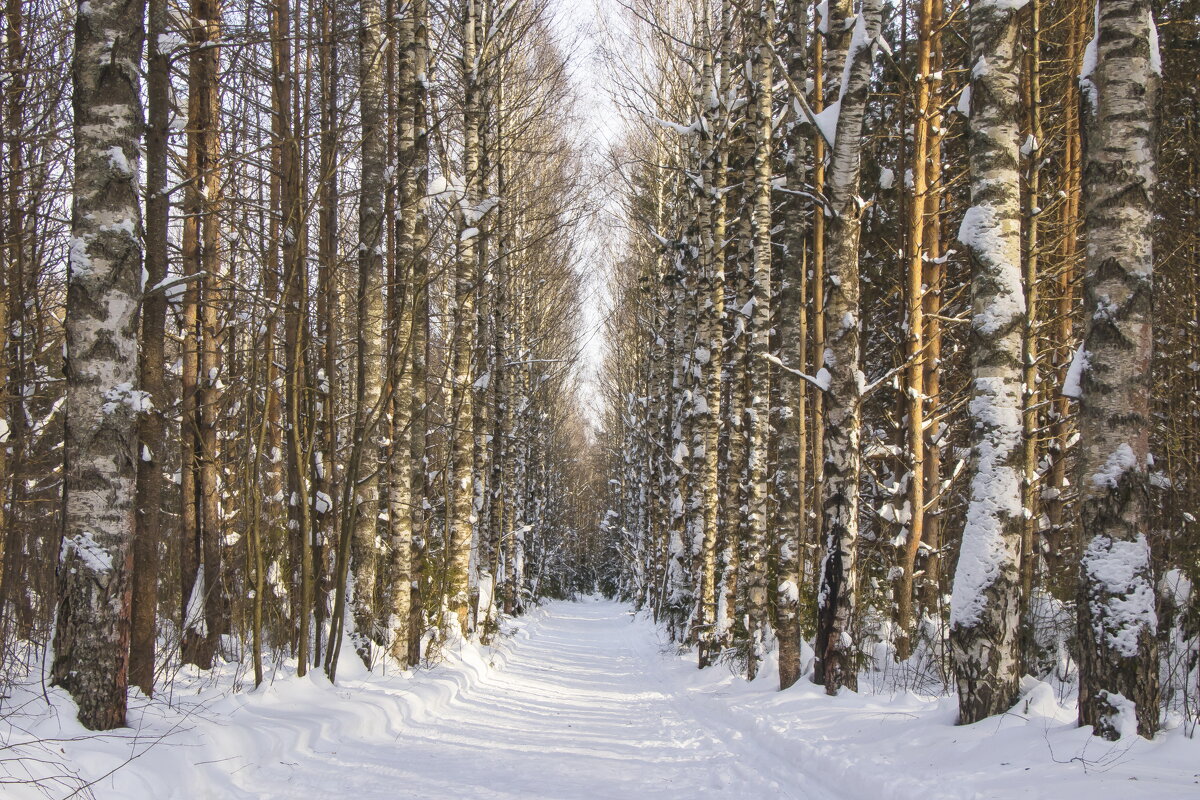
[388,0,423,666]
[130,0,170,695]
[696,1,726,668]
[808,0,845,611]
[894,0,940,662]
[351,0,388,666]
[313,0,340,671]
[1075,0,1160,741]
[448,0,481,634]
[0,0,16,594]
[273,0,313,673]
[743,0,774,681]
[53,0,145,730]
[775,0,810,690]
[918,0,945,624]
[812,0,881,694]
[949,0,1026,725]
[181,0,227,670]
[1045,1,1086,585]
[407,0,430,664]
[1018,0,1045,669]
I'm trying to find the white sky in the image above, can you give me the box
[550,0,625,425]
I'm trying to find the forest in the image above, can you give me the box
[0,0,1197,795]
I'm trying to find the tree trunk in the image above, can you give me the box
[179,0,227,671]
[742,0,774,681]
[53,0,145,730]
[696,0,726,669]
[130,0,169,695]
[407,0,430,666]
[1075,0,1160,741]
[812,0,881,695]
[1018,0,1045,670]
[388,0,422,666]
[448,0,481,634]
[949,0,1026,725]
[351,0,388,667]
[894,0,940,662]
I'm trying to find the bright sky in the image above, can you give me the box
[550,0,624,425]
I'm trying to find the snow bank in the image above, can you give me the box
[661,645,1198,800]
[0,609,546,799]
[3,601,1195,799]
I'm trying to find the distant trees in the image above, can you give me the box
[597,0,1191,741]
[0,0,1195,745]
[3,0,594,730]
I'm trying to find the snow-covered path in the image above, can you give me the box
[231,599,825,799]
[9,599,1195,799]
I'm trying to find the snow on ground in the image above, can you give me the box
[2,600,1196,799]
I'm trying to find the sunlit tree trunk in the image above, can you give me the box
[894,0,941,662]
[52,0,145,730]
[1075,0,1160,741]
[448,0,481,634]
[180,0,228,670]
[695,0,726,669]
[949,0,1025,725]
[812,0,881,694]
[742,0,774,681]
[351,0,388,666]
[773,0,811,692]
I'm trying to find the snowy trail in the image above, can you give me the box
[13,599,1193,799]
[224,599,829,800]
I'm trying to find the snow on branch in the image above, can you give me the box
[758,352,830,391]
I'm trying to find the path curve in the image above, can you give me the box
[222,599,834,799]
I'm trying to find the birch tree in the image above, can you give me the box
[741,0,774,681]
[52,0,145,730]
[351,0,388,666]
[949,0,1026,725]
[773,0,811,692]
[448,0,482,634]
[1075,0,1160,741]
[812,0,882,695]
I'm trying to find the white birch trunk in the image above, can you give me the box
[948,0,1026,725]
[351,0,388,665]
[52,0,145,730]
[1075,0,1160,740]
[812,0,881,695]
[448,0,481,634]
[743,0,774,681]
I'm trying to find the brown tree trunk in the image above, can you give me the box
[130,0,170,694]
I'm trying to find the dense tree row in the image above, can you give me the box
[596,0,1198,741]
[0,0,595,730]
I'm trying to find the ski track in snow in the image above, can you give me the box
[7,599,1196,799]
[220,601,826,800]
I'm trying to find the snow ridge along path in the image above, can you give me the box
[6,598,1195,798]
[229,599,823,799]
